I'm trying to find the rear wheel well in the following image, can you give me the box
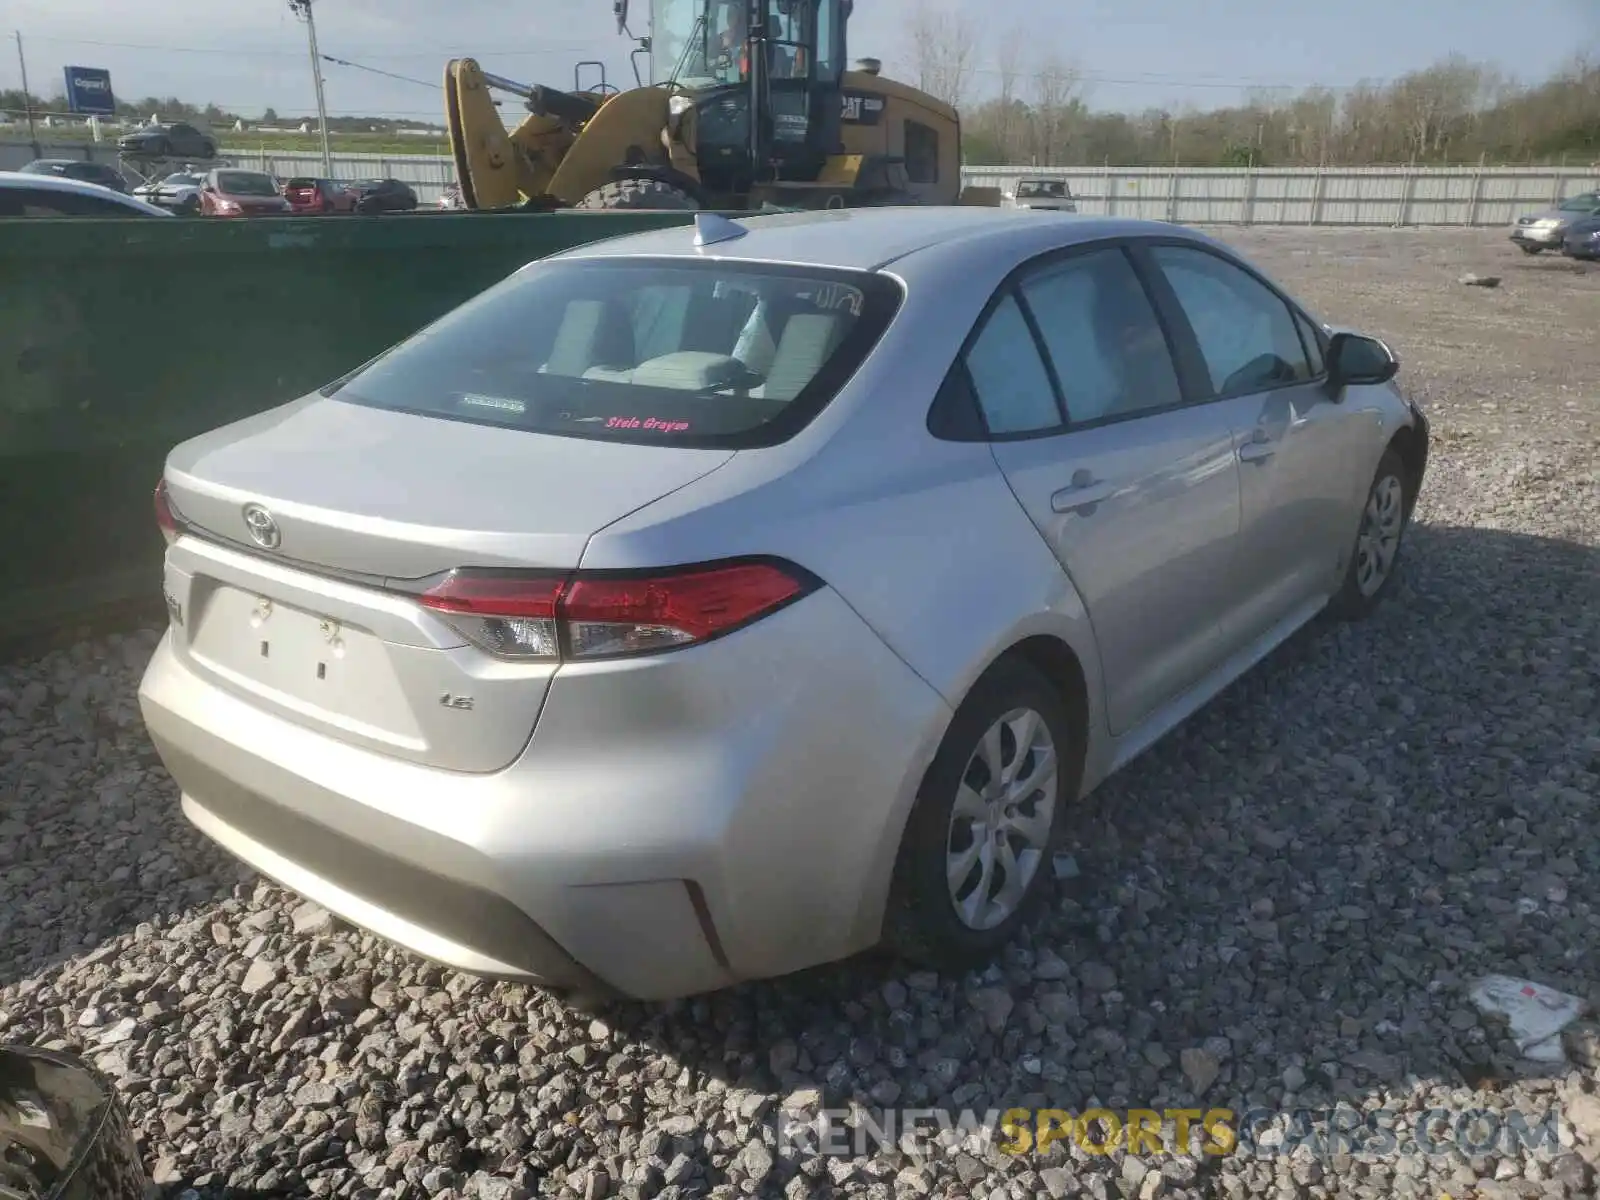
[999,635,1089,789]
[1387,425,1425,512]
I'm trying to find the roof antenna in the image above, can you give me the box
[693,211,748,247]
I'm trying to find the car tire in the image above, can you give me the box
[1328,447,1412,621]
[883,657,1076,971]
[181,196,200,214]
[199,141,216,159]
[1520,244,1543,255]
[576,178,699,210]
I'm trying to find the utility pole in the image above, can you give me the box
[288,0,333,174]
[14,31,40,158]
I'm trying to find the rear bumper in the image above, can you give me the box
[139,587,949,1000]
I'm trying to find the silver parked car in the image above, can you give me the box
[1509,190,1600,254]
[139,208,1429,1001]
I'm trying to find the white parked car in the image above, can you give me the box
[132,170,207,213]
[1009,178,1078,212]
[0,171,170,217]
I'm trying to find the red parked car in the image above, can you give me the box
[284,176,357,215]
[199,169,291,218]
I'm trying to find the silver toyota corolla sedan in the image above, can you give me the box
[140,207,1429,1001]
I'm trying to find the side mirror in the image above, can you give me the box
[1326,331,1399,395]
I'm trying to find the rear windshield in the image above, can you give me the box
[217,171,278,196]
[1017,180,1068,198]
[326,257,902,449]
[286,177,319,189]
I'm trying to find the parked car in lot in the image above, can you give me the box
[1008,177,1078,212]
[132,170,206,213]
[1561,212,1600,260]
[284,177,358,215]
[199,169,291,217]
[0,171,170,217]
[1510,190,1600,254]
[140,208,1428,1001]
[17,158,129,193]
[351,178,419,213]
[117,121,217,161]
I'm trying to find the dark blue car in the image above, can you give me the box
[1562,213,1600,261]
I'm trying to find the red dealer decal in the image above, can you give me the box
[606,416,692,432]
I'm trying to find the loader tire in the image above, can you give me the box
[576,178,699,211]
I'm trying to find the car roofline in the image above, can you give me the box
[544,210,1208,276]
[0,170,172,214]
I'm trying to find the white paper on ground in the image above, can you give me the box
[1469,973,1586,1063]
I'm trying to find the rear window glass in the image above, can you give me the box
[326,257,902,449]
[217,171,278,196]
[1017,180,1068,198]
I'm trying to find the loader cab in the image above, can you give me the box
[647,0,851,195]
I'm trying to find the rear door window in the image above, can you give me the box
[1018,248,1183,423]
[0,188,146,217]
[329,258,902,449]
[963,294,1062,434]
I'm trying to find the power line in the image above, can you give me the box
[21,34,599,59]
[320,55,438,91]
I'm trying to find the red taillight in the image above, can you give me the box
[418,560,815,662]
[154,479,181,546]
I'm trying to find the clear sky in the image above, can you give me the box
[5,0,1597,121]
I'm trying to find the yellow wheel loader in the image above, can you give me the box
[445,0,992,212]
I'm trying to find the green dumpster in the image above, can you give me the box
[0,210,697,641]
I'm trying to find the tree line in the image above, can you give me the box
[905,3,1600,167]
[5,27,1597,167]
[0,92,438,135]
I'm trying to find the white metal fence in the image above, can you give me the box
[219,147,457,204]
[222,155,1595,225]
[5,138,1597,224]
[961,165,1600,227]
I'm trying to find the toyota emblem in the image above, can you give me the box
[242,503,281,550]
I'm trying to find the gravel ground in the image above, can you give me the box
[2,227,1598,1200]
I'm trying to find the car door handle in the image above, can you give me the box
[1238,430,1277,463]
[1051,473,1116,514]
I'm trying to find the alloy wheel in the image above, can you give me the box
[945,707,1058,931]
[1355,473,1405,597]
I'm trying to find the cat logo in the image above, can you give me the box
[439,693,475,711]
[841,92,884,125]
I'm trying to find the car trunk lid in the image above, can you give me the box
[165,394,734,576]
[160,395,734,772]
